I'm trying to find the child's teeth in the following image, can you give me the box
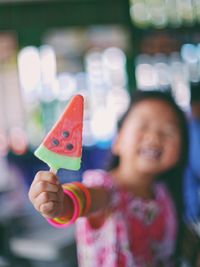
[140,148,160,159]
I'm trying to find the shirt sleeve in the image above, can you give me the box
[82,169,114,190]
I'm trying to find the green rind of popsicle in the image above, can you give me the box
[34,145,81,171]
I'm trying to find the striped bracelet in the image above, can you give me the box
[46,182,91,228]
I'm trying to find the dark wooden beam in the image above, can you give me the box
[0,0,131,46]
[0,0,130,29]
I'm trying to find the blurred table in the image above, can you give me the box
[9,210,78,267]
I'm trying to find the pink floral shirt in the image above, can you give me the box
[75,170,177,267]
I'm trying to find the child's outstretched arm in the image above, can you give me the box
[28,171,110,223]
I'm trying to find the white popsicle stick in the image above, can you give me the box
[50,167,57,175]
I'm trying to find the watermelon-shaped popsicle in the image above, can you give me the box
[34,94,84,172]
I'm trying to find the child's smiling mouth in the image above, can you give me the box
[138,147,162,160]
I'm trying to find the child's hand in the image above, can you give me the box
[28,171,65,219]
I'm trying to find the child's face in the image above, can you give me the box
[113,99,181,176]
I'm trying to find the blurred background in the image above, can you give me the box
[0,0,199,266]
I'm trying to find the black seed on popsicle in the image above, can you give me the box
[62,131,70,138]
[52,139,59,146]
[66,143,73,150]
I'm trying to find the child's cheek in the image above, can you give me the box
[128,133,141,151]
[165,140,181,166]
[133,131,143,142]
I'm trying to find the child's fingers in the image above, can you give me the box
[33,191,60,212]
[29,181,59,200]
[40,201,61,218]
[33,171,59,185]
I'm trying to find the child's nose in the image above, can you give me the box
[144,130,161,145]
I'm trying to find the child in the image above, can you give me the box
[29,90,188,267]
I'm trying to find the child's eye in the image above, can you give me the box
[162,127,176,137]
[133,122,148,131]
[138,122,148,130]
[139,124,147,130]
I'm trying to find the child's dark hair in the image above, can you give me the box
[190,82,200,104]
[107,89,189,262]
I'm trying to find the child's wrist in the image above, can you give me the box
[46,182,91,228]
[59,194,73,218]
